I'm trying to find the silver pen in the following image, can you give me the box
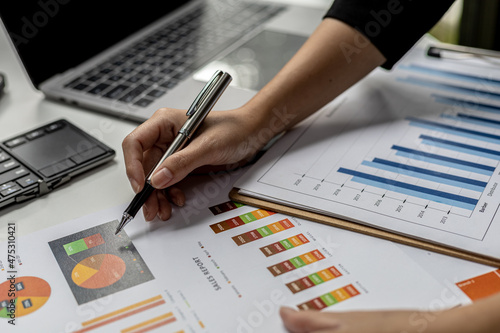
[115,70,232,234]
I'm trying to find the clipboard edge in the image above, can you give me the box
[229,187,500,268]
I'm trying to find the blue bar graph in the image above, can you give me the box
[398,77,500,101]
[362,158,487,192]
[338,168,478,210]
[408,117,500,144]
[392,145,495,176]
[420,135,500,160]
[440,114,500,130]
[401,64,500,87]
[433,95,500,114]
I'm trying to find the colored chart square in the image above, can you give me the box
[268,263,288,277]
[300,276,315,289]
[63,239,88,256]
[268,222,285,233]
[286,281,303,293]
[234,202,244,208]
[345,284,361,297]
[257,226,273,237]
[298,298,327,310]
[311,250,325,261]
[300,253,317,264]
[272,242,286,253]
[279,219,294,229]
[318,269,335,282]
[209,206,223,215]
[225,201,238,210]
[289,236,303,247]
[240,213,257,223]
[232,234,248,246]
[83,234,105,249]
[297,234,309,244]
[252,209,270,219]
[332,288,351,302]
[320,293,338,307]
[280,239,294,250]
[248,230,263,241]
[282,261,297,272]
[309,273,324,285]
[228,217,245,227]
[312,298,328,310]
[328,266,342,278]
[260,246,274,257]
[210,223,226,234]
[290,257,306,269]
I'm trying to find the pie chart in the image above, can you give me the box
[0,276,51,318]
[72,254,126,289]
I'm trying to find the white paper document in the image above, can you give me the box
[235,43,500,261]
[0,174,460,332]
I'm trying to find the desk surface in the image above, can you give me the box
[0,0,332,238]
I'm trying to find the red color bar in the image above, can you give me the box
[83,234,105,249]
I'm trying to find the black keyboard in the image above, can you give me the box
[64,1,284,108]
[0,120,115,209]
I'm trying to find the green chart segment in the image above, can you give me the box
[63,233,105,255]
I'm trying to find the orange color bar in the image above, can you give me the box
[82,295,163,326]
[76,299,166,333]
[331,288,350,302]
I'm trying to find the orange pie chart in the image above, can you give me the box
[72,254,126,289]
[0,276,51,318]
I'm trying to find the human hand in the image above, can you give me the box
[279,306,475,333]
[122,106,270,221]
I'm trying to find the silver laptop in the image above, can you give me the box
[0,0,324,123]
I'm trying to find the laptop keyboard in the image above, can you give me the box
[64,1,284,108]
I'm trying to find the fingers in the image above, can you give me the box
[122,108,180,193]
[142,187,186,222]
[280,307,341,333]
[149,139,216,189]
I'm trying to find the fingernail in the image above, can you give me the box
[129,178,140,193]
[280,307,297,315]
[173,197,185,207]
[151,167,173,189]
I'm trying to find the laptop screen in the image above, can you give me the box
[0,0,191,87]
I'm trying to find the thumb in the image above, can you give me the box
[149,145,207,189]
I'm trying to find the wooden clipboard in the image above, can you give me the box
[230,188,500,268]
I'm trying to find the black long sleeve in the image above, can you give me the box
[325,0,455,68]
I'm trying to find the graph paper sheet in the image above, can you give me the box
[235,42,500,262]
[0,173,462,332]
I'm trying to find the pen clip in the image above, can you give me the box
[186,70,224,117]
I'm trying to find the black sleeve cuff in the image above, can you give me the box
[324,0,455,69]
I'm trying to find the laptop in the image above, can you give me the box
[0,0,325,123]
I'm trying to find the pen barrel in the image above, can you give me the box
[147,133,190,180]
[125,182,156,217]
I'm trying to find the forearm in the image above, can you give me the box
[243,18,386,136]
[453,292,500,332]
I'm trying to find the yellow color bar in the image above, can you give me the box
[121,312,174,333]
[82,295,163,327]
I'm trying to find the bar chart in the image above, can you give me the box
[243,59,500,250]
